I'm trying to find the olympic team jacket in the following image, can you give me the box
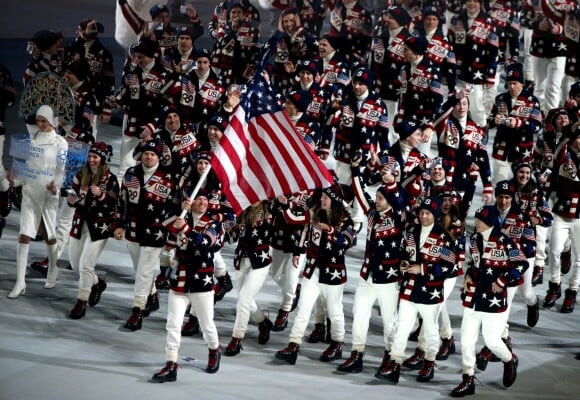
[462,227,528,313]
[281,205,355,285]
[117,164,178,246]
[399,223,456,304]
[70,169,119,241]
[165,212,224,293]
[552,137,580,219]
[351,168,405,284]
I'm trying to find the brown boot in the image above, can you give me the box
[124,307,143,331]
[543,281,562,308]
[272,309,289,332]
[450,374,475,397]
[320,340,343,362]
[374,360,400,383]
[151,361,178,383]
[224,337,243,356]
[403,348,425,370]
[417,360,435,382]
[206,347,221,373]
[307,323,326,343]
[436,337,456,360]
[69,299,87,319]
[561,249,572,274]
[257,317,274,345]
[181,315,200,336]
[560,289,577,313]
[275,342,300,365]
[502,354,518,387]
[531,266,543,286]
[337,350,363,373]
[88,276,107,307]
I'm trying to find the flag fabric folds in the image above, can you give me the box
[211,74,334,215]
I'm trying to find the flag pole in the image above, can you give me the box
[179,166,211,218]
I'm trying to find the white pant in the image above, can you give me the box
[69,222,108,300]
[458,81,488,128]
[127,242,162,309]
[232,258,270,338]
[165,290,219,362]
[491,158,513,184]
[535,225,548,267]
[549,214,580,290]
[486,65,505,117]
[523,28,534,82]
[439,277,457,339]
[517,259,537,306]
[214,250,227,278]
[55,199,75,258]
[350,278,399,352]
[335,160,363,228]
[271,249,304,311]
[390,299,441,362]
[118,130,139,180]
[384,99,399,146]
[460,307,513,375]
[289,268,345,344]
[417,277,457,349]
[532,56,566,113]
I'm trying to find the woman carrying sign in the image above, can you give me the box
[8,105,68,298]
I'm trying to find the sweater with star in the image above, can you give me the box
[462,227,527,312]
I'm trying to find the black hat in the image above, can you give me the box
[386,6,411,28]
[160,105,181,121]
[227,1,245,14]
[89,141,113,163]
[66,60,89,81]
[570,82,580,99]
[511,157,533,175]
[419,195,441,220]
[31,30,60,51]
[134,38,159,58]
[287,90,312,113]
[422,6,441,20]
[474,205,499,228]
[296,59,318,75]
[495,180,515,198]
[320,34,341,51]
[209,114,229,132]
[195,48,212,60]
[505,63,524,83]
[395,120,420,141]
[79,19,104,34]
[194,188,210,199]
[177,26,195,40]
[196,151,212,163]
[323,183,345,209]
[405,36,428,55]
[150,4,169,19]
[352,67,374,88]
[138,139,163,158]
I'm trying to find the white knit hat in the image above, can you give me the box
[36,105,56,127]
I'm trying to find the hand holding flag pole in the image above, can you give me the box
[179,166,211,218]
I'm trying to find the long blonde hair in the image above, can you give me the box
[238,201,270,227]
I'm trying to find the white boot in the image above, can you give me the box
[45,243,59,289]
[8,243,29,299]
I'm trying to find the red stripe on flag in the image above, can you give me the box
[211,83,333,215]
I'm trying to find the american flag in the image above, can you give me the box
[211,73,333,215]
